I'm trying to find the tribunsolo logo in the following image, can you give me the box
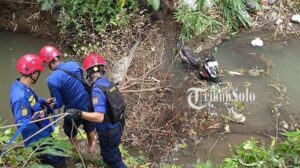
[187,87,256,110]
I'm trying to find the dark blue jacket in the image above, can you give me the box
[47,61,89,112]
[9,80,53,146]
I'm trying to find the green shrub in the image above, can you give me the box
[37,0,55,12]
[57,0,139,36]
[219,0,252,31]
[195,130,300,167]
[175,0,261,41]
[174,0,222,41]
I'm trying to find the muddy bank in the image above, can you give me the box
[0,2,60,38]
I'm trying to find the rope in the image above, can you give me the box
[1,119,30,152]
[72,120,100,160]
[0,113,68,158]
[0,113,65,129]
[71,119,86,168]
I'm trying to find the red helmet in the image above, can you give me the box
[82,52,107,71]
[17,54,44,75]
[39,45,61,63]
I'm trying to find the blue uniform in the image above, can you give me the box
[47,61,95,137]
[9,79,65,167]
[92,77,126,168]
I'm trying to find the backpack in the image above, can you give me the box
[97,83,126,124]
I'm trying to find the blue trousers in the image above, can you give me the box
[98,122,126,168]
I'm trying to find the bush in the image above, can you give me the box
[175,0,222,41]
[57,0,139,36]
[195,130,300,167]
[175,0,261,41]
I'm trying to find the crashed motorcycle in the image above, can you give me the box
[177,43,221,83]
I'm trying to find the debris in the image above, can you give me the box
[111,38,141,84]
[279,120,289,130]
[291,14,300,24]
[178,142,188,149]
[227,70,243,76]
[275,19,283,26]
[268,81,287,94]
[224,124,230,133]
[219,81,233,92]
[224,103,246,123]
[207,123,220,129]
[243,82,252,88]
[230,111,246,123]
[248,68,264,77]
[233,101,246,112]
[251,37,264,47]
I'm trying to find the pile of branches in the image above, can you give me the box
[119,26,180,151]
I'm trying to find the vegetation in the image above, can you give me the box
[196,130,300,168]
[160,130,300,167]
[147,0,160,10]
[175,0,261,41]
[37,0,56,13]
[0,126,148,168]
[174,2,222,41]
[57,0,139,36]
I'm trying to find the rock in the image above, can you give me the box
[251,37,264,47]
[275,18,283,25]
[291,14,300,24]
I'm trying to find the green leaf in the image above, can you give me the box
[36,148,70,157]
[147,0,160,11]
[28,163,54,168]
[243,141,255,150]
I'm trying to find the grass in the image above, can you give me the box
[175,0,261,41]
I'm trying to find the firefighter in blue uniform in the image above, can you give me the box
[9,54,65,167]
[66,52,126,168]
[39,46,96,152]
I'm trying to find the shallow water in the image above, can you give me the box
[166,31,300,166]
[0,32,52,124]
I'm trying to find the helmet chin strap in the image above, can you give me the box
[29,71,40,84]
[89,73,102,85]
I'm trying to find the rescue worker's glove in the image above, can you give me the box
[65,108,82,120]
